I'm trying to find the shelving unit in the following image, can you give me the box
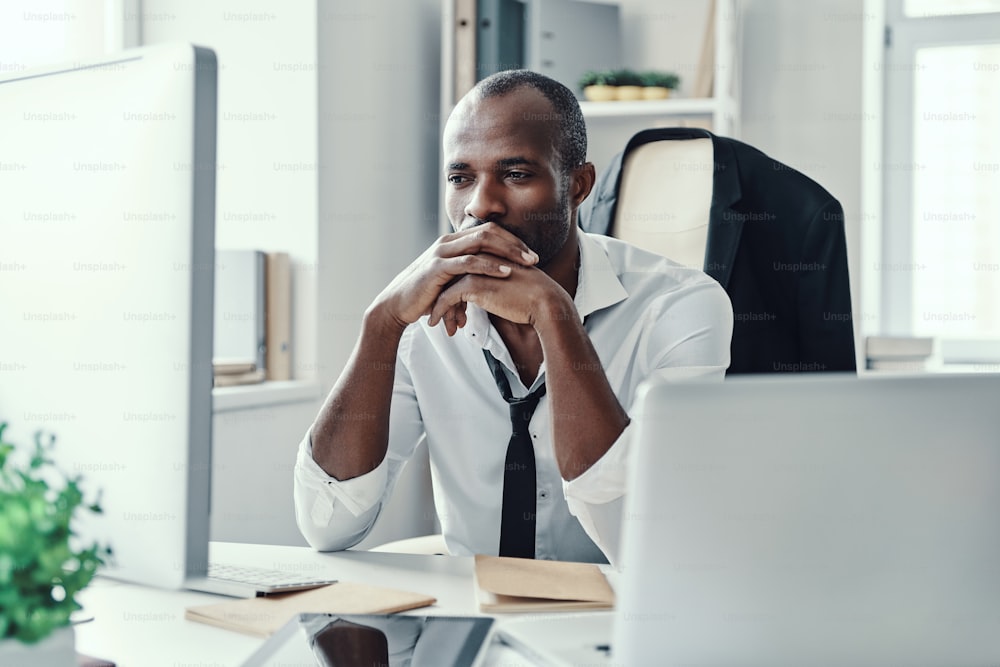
[580,98,720,118]
[578,0,742,137]
[440,0,743,223]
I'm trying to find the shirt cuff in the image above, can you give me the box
[294,430,388,518]
[563,422,633,506]
[560,424,634,567]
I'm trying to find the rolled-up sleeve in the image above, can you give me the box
[293,331,427,551]
[293,431,389,551]
[563,280,734,566]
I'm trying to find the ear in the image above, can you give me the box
[569,162,597,209]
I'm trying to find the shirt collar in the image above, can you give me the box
[464,231,628,347]
[574,230,629,320]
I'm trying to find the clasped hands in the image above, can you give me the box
[375,222,570,336]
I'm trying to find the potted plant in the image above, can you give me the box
[578,70,617,102]
[0,422,110,665]
[608,68,644,101]
[639,71,681,100]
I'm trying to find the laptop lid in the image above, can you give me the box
[615,372,1000,666]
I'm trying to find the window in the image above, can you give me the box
[0,1,114,72]
[881,0,1000,358]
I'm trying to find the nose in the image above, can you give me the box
[463,176,505,224]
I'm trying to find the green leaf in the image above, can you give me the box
[0,420,109,642]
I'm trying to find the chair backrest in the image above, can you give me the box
[579,127,857,374]
[612,135,713,269]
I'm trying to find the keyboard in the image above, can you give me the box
[186,562,337,598]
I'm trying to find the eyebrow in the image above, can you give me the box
[445,156,540,172]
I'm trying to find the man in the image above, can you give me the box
[294,70,733,565]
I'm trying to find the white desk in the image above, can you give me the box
[74,542,565,667]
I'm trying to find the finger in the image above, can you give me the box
[429,276,490,326]
[432,253,513,284]
[437,302,464,336]
[437,223,539,266]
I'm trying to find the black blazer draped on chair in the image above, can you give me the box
[578,128,857,374]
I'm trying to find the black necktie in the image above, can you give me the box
[483,349,546,559]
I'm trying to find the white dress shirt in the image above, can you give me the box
[294,232,733,565]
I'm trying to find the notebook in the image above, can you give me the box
[185,581,437,637]
[500,373,1000,666]
[473,555,614,612]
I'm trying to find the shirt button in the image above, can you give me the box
[539,490,548,500]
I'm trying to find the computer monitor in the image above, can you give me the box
[0,43,217,589]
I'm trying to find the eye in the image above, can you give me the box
[447,174,471,185]
[506,170,531,181]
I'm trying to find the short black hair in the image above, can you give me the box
[473,70,587,176]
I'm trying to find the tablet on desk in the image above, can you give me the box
[240,613,495,667]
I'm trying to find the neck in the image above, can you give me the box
[542,224,581,300]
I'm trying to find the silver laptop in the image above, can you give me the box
[500,372,1000,666]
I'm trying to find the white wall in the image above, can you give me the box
[315,0,443,547]
[142,0,320,384]
[620,0,713,100]
[139,0,443,547]
[0,0,108,68]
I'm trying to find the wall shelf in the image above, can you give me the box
[212,380,322,413]
[580,97,722,119]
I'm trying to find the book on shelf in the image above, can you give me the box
[865,336,935,373]
[866,335,934,359]
[866,358,930,373]
[692,0,716,98]
[213,249,294,386]
[214,249,266,372]
[265,251,292,381]
[213,369,266,388]
[213,358,257,376]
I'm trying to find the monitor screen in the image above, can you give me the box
[0,42,217,588]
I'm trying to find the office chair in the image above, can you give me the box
[578,127,857,374]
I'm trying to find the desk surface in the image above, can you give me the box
[74,541,593,667]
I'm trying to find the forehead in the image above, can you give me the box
[443,87,559,164]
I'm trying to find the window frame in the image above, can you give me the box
[880,0,1000,361]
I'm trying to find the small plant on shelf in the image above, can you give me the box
[639,71,681,90]
[578,70,617,101]
[578,70,612,88]
[638,71,680,100]
[605,68,643,88]
[0,422,111,647]
[579,68,682,101]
